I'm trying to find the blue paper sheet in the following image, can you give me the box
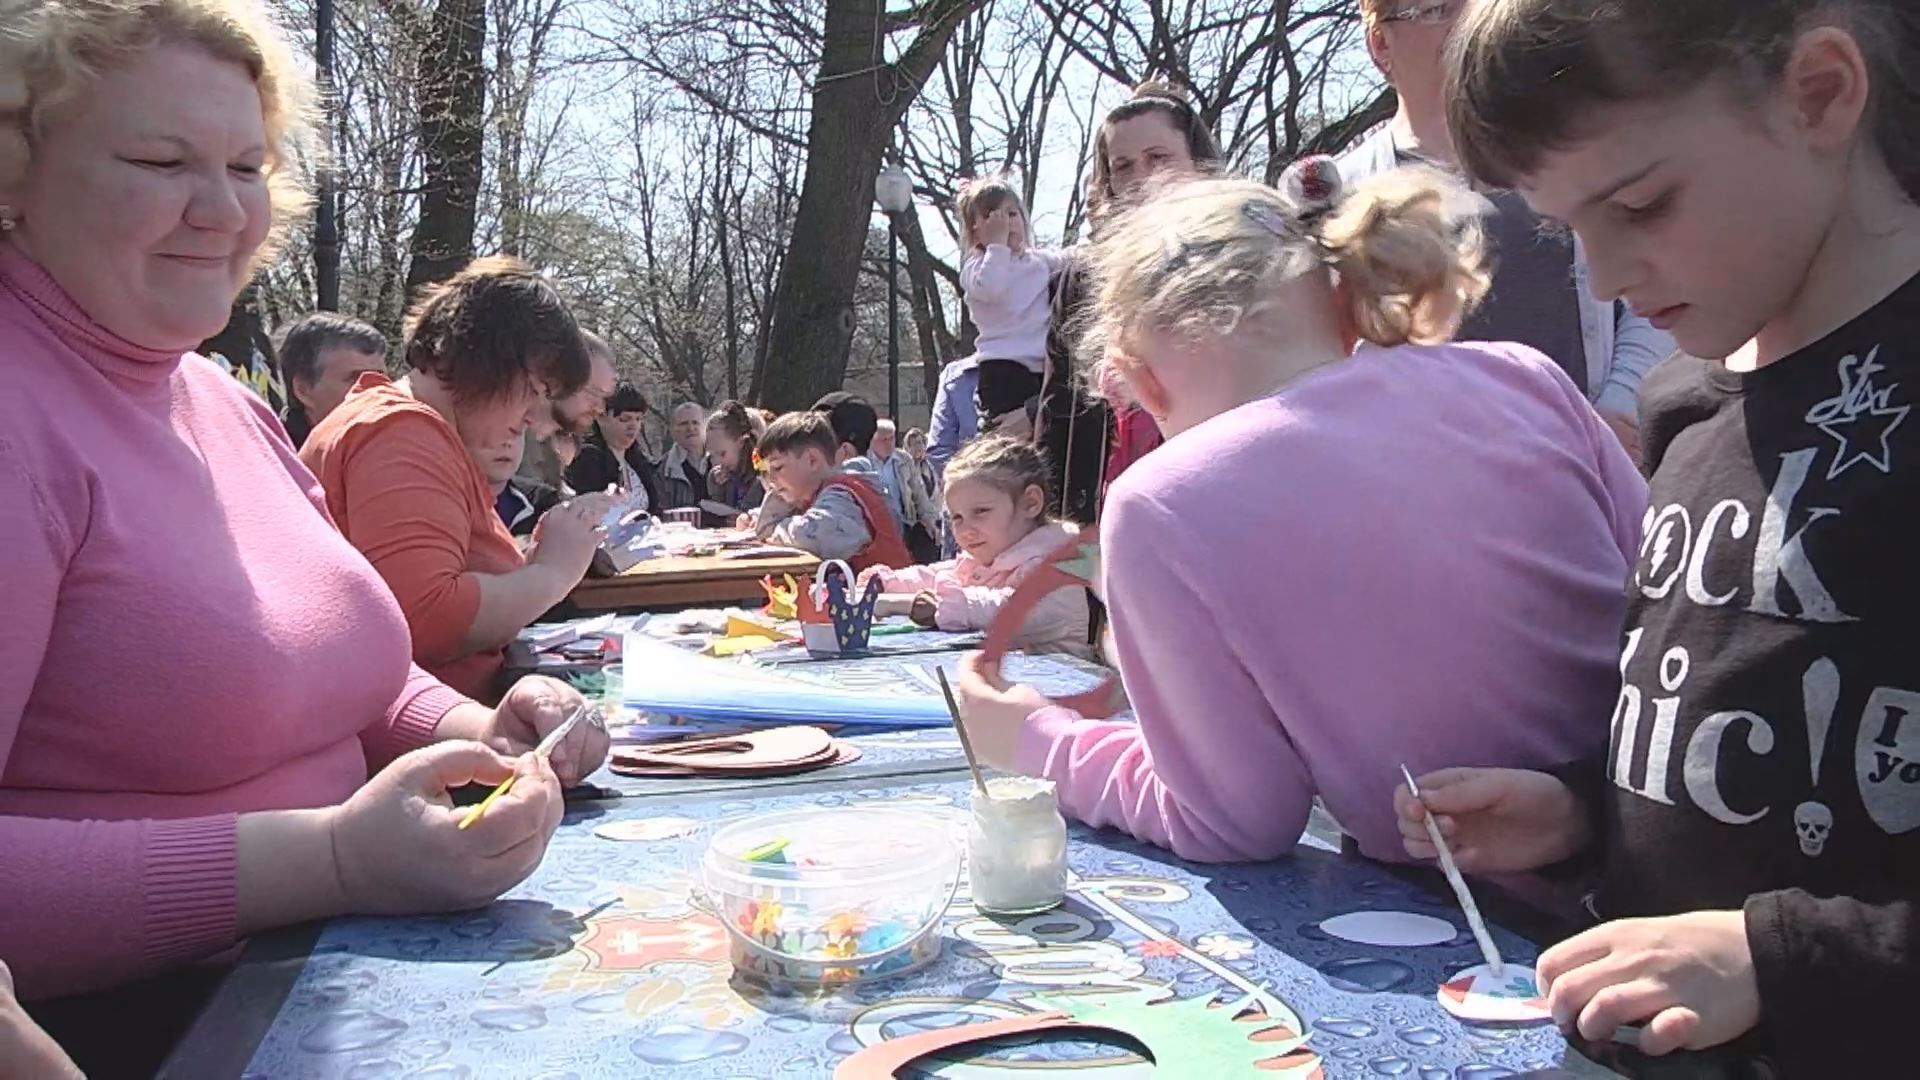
[619,633,1114,727]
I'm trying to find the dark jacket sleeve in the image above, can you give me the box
[566,443,619,496]
[1747,892,1915,1076]
[625,446,665,512]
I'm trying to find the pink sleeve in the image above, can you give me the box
[1010,490,1314,863]
[0,815,237,999]
[1589,405,1649,564]
[879,563,944,593]
[361,664,472,769]
[0,437,238,998]
[961,245,1016,304]
[1547,349,1648,564]
[933,582,1015,631]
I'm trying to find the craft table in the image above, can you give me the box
[569,551,820,612]
[161,770,1650,1080]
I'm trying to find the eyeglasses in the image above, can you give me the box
[1381,1,1459,26]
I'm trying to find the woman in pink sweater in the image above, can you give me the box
[955,162,1645,865]
[872,436,1091,655]
[0,0,607,1015]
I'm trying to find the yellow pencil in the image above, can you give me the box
[458,706,588,830]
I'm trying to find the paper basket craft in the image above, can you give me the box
[800,560,883,657]
[978,525,1124,717]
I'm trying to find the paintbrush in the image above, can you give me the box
[458,705,589,830]
[934,668,992,799]
[1401,763,1503,976]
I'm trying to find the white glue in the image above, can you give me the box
[967,776,1068,915]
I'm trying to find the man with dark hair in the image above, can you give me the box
[277,313,388,447]
[567,382,663,511]
[811,391,878,461]
[520,330,616,489]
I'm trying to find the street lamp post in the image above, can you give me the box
[314,0,339,311]
[874,163,913,420]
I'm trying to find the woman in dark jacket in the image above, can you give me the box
[566,383,664,510]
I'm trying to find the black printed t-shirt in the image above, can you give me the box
[1597,271,1920,1076]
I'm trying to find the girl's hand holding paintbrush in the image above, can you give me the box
[1393,766,1592,874]
[952,652,1053,770]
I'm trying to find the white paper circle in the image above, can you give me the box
[1436,963,1553,1024]
[1320,910,1456,948]
[593,817,699,842]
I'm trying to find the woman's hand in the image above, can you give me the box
[953,652,1054,770]
[328,741,564,917]
[528,499,603,579]
[1392,767,1591,873]
[472,676,609,785]
[0,961,82,1079]
[1540,911,1760,1056]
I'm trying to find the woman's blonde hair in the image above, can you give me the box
[954,174,1025,252]
[0,0,319,264]
[1082,158,1490,394]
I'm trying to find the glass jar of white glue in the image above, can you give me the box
[967,776,1068,915]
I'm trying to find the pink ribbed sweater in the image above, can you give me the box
[0,246,467,999]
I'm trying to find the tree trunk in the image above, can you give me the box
[407,0,486,292]
[757,0,988,410]
[891,203,958,404]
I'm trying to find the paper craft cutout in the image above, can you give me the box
[709,614,796,657]
[608,725,857,778]
[834,986,1317,1080]
[800,560,883,657]
[1437,963,1552,1025]
[1320,910,1456,948]
[978,526,1123,717]
[592,817,700,842]
[761,574,802,620]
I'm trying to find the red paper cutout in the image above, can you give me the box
[978,525,1123,717]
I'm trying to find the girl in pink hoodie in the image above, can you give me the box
[872,436,1091,655]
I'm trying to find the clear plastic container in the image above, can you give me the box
[701,806,962,985]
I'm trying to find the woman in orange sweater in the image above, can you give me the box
[302,257,606,700]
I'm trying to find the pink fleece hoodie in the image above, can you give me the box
[1014,341,1646,865]
[0,246,467,999]
[878,520,1091,654]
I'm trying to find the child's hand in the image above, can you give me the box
[979,207,1013,249]
[954,652,1053,769]
[1392,767,1590,873]
[909,591,939,627]
[1598,409,1643,470]
[1539,911,1759,1055]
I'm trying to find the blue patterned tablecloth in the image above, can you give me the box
[224,780,1613,1080]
